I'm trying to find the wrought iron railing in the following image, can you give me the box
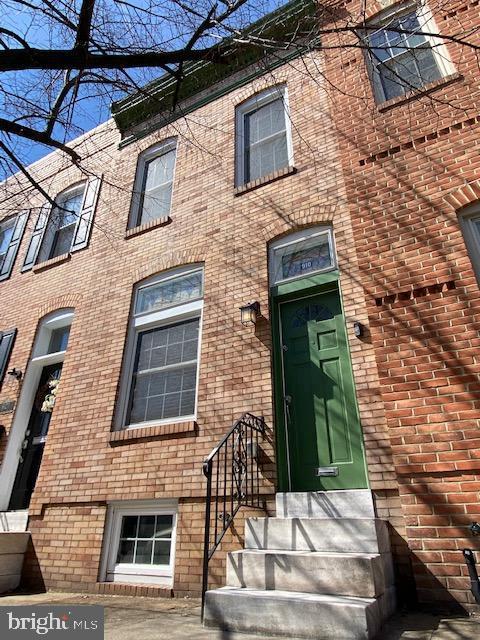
[201,412,266,618]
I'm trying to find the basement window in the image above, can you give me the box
[104,502,177,585]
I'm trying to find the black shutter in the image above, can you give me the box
[0,328,17,387]
[71,175,102,252]
[21,203,51,272]
[0,211,29,281]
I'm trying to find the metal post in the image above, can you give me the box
[201,459,213,621]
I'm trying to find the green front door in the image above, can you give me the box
[279,288,368,491]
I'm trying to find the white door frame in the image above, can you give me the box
[0,310,72,511]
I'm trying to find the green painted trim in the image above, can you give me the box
[271,270,339,301]
[117,42,319,149]
[113,0,319,138]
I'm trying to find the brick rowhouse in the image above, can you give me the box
[0,0,479,612]
[322,0,480,609]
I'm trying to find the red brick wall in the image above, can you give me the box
[323,0,480,609]
[1,54,397,595]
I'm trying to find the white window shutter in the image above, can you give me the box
[71,175,102,252]
[0,211,29,281]
[21,203,51,272]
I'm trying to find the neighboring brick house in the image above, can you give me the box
[0,0,479,618]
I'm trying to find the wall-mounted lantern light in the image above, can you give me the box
[7,368,22,380]
[240,301,260,326]
[353,322,364,338]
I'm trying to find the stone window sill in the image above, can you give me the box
[377,72,463,113]
[125,216,171,239]
[109,420,196,444]
[234,165,297,196]
[33,253,71,272]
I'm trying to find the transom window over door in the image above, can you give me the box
[118,266,203,429]
[235,86,293,186]
[129,140,176,228]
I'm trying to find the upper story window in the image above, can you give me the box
[235,86,293,187]
[22,176,102,272]
[129,140,176,229]
[0,218,15,267]
[459,203,480,286]
[364,3,453,103]
[117,266,203,429]
[38,184,85,263]
[0,211,29,281]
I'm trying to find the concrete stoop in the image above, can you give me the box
[0,532,30,594]
[204,490,396,639]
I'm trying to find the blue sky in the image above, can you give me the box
[1,0,286,174]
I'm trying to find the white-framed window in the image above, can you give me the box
[116,265,204,429]
[0,217,16,269]
[103,501,178,585]
[459,203,480,286]
[269,226,337,286]
[235,86,293,186]
[129,140,177,228]
[364,2,454,103]
[38,184,86,262]
[22,177,101,272]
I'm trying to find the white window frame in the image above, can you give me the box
[235,85,293,187]
[269,226,337,287]
[129,139,177,229]
[364,1,454,103]
[102,500,178,585]
[39,182,86,261]
[459,203,480,286]
[115,265,204,430]
[0,216,16,269]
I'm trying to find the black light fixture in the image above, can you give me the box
[7,368,22,380]
[239,301,260,326]
[353,321,364,338]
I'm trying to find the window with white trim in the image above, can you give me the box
[0,218,15,269]
[235,86,293,186]
[104,502,177,585]
[364,3,454,103]
[38,184,86,262]
[269,226,337,286]
[459,203,480,286]
[129,140,176,228]
[118,266,203,429]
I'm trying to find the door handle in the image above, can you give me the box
[284,394,292,422]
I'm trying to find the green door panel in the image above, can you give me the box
[279,289,368,491]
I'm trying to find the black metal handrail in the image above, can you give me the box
[201,412,266,619]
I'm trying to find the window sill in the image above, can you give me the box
[95,582,173,597]
[32,253,71,272]
[377,72,463,113]
[234,165,297,196]
[125,216,171,239]
[109,420,197,444]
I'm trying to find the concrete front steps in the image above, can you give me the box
[204,490,395,639]
[0,510,29,532]
[0,532,30,594]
